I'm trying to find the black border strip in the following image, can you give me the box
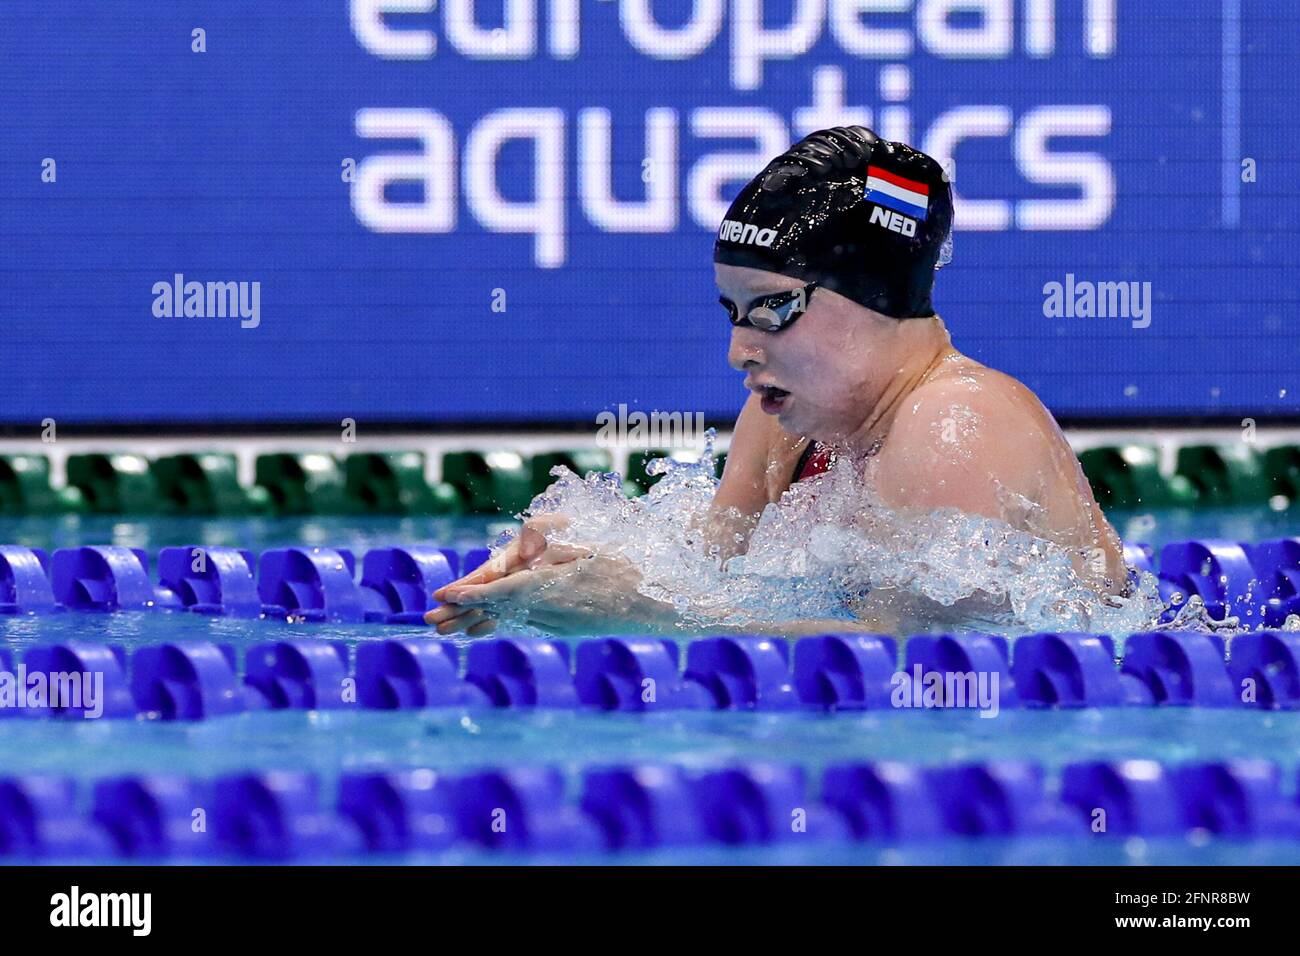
[1,864,1286,941]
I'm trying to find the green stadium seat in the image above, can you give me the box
[441,450,533,515]
[254,452,348,515]
[153,452,258,515]
[1077,444,1197,509]
[344,451,465,515]
[1174,444,1272,505]
[65,453,161,514]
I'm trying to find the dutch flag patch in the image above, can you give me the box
[863,166,929,221]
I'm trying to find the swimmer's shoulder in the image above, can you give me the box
[876,353,1061,500]
[899,352,1057,442]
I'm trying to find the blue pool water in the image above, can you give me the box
[2,506,1298,865]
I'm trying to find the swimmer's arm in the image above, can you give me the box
[433,551,898,638]
[702,392,769,548]
[696,391,787,561]
[711,392,775,513]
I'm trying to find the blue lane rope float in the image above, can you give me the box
[0,537,1297,719]
[0,539,1296,625]
[0,630,1297,721]
[5,545,489,620]
[6,757,1300,860]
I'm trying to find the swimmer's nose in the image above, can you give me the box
[727,327,766,371]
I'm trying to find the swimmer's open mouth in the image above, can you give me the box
[756,384,790,413]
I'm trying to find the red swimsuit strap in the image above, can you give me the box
[792,440,833,483]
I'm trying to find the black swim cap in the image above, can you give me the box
[713,126,954,319]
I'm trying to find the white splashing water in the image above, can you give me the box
[493,430,1262,638]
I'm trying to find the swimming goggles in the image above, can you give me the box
[719,281,820,332]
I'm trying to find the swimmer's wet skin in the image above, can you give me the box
[427,125,1127,638]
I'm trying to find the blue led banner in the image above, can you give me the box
[0,0,1295,424]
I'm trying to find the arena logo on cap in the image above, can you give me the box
[718,218,777,248]
[864,166,929,222]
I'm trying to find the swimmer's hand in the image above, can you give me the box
[428,550,678,638]
[424,514,588,636]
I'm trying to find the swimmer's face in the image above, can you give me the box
[717,262,902,438]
